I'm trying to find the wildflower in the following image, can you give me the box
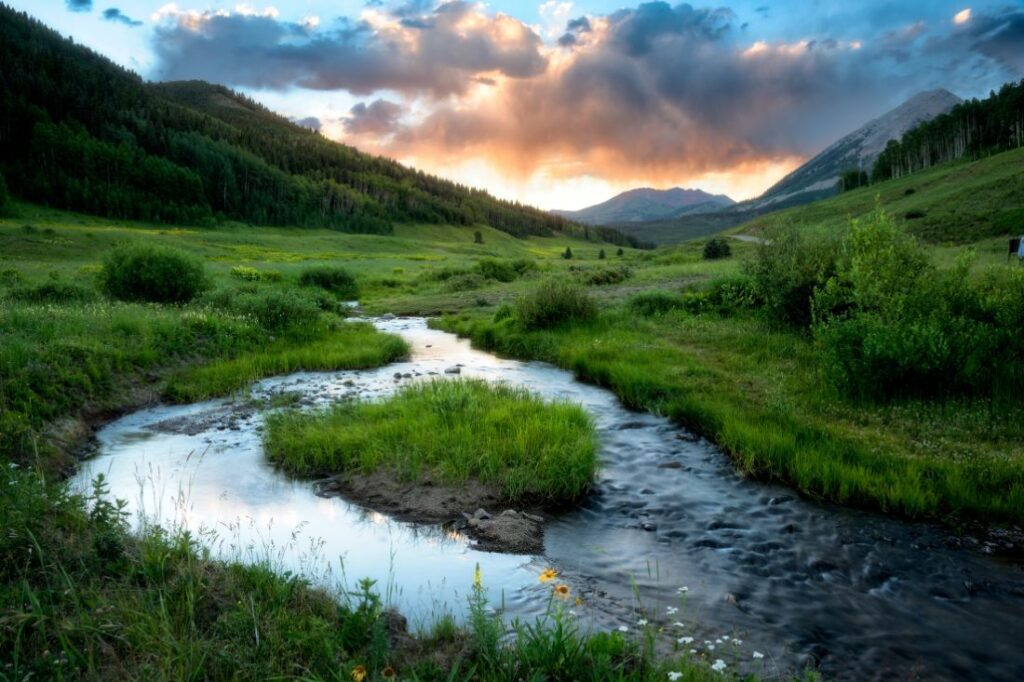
[707,644,716,651]
[618,625,630,633]
[539,568,558,583]
[574,596,583,606]
[711,659,727,673]
[689,648,697,655]
[678,636,694,645]
[382,667,396,679]
[554,583,571,600]
[637,618,649,626]
[733,639,743,645]
[351,665,367,682]
[666,606,679,615]
[715,638,723,644]
[474,564,482,588]
[677,586,689,594]
[668,673,683,681]
[721,635,730,641]
[673,621,686,628]
[753,651,765,660]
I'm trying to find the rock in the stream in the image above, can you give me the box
[457,507,544,553]
[444,366,461,375]
[381,313,396,320]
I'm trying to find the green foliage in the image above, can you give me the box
[203,286,322,332]
[265,379,598,502]
[617,248,624,256]
[493,302,516,322]
[702,238,732,260]
[563,247,573,260]
[298,265,359,299]
[838,169,869,192]
[598,249,606,259]
[101,243,207,303]
[229,265,281,282]
[812,212,1024,399]
[629,291,686,316]
[445,272,486,292]
[747,225,840,326]
[515,278,597,330]
[0,169,9,213]
[474,230,483,244]
[6,279,98,304]
[577,265,632,286]
[474,258,519,282]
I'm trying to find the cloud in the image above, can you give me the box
[343,99,404,135]
[152,1,548,97]
[65,0,92,12]
[954,8,972,25]
[103,8,142,26]
[291,116,322,132]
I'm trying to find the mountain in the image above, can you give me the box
[607,89,963,244]
[748,89,963,210]
[552,188,735,225]
[0,5,647,247]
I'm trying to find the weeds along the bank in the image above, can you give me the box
[0,245,406,469]
[264,379,598,503]
[435,222,1024,525]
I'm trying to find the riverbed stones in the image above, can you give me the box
[444,366,461,374]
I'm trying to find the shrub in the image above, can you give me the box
[598,249,606,260]
[0,171,9,213]
[0,269,22,287]
[230,266,263,281]
[746,224,841,326]
[493,302,515,322]
[475,259,518,283]
[703,238,732,260]
[474,230,484,244]
[628,291,685,316]
[562,247,573,260]
[515,278,596,330]
[905,209,926,220]
[616,248,624,256]
[7,280,99,304]
[204,287,321,332]
[446,273,486,291]
[101,244,207,303]
[510,258,538,276]
[578,265,632,286]
[298,265,359,299]
[704,273,762,312]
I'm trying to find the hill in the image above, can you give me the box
[609,89,962,244]
[737,145,1024,244]
[0,5,644,246]
[552,187,734,225]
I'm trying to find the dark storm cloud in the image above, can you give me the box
[152,1,547,96]
[566,17,592,33]
[343,100,404,135]
[103,8,142,27]
[65,0,92,12]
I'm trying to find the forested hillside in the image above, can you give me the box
[873,80,1024,180]
[0,5,648,244]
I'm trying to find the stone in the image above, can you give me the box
[444,366,461,374]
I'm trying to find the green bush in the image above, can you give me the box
[704,273,762,312]
[7,280,98,304]
[493,302,515,322]
[577,265,632,286]
[298,266,359,299]
[628,291,685,316]
[446,273,486,292]
[812,211,1024,399]
[702,238,732,260]
[747,225,841,326]
[0,268,23,287]
[100,244,207,303]
[515,278,596,330]
[474,259,518,283]
[204,287,321,333]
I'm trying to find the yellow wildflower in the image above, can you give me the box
[539,568,558,583]
[554,583,571,600]
[574,596,583,606]
[473,564,482,588]
[382,666,396,679]
[351,665,367,682]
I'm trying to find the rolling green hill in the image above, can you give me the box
[735,145,1024,244]
[0,4,644,247]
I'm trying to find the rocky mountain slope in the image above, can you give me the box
[552,187,734,225]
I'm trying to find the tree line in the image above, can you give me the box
[0,4,649,246]
[872,80,1024,182]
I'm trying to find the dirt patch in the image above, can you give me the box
[314,470,547,554]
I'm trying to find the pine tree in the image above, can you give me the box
[474,230,483,244]
[598,249,606,259]
[563,247,573,260]
[616,248,624,256]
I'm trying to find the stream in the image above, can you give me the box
[72,317,1024,681]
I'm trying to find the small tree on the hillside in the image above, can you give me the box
[703,238,732,260]
[598,249,606,259]
[563,247,573,260]
[474,230,483,244]
[616,247,624,256]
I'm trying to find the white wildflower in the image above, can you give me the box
[753,651,765,660]
[618,625,629,633]
[666,606,679,615]
[677,586,689,594]
[673,621,686,628]
[637,618,649,626]
[711,659,727,673]
[668,673,683,682]
[678,636,694,645]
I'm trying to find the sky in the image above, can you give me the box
[11,1,1024,209]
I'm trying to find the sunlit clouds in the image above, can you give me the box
[45,0,1024,208]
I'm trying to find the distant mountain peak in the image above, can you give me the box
[755,89,962,208]
[552,187,735,225]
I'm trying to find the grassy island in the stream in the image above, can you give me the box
[265,379,599,503]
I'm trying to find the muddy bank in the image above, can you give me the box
[315,470,548,554]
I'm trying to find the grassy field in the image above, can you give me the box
[265,379,598,502]
[2,147,1022,679]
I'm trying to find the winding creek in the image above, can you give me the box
[73,317,1024,681]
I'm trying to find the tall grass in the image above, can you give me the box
[265,379,598,502]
